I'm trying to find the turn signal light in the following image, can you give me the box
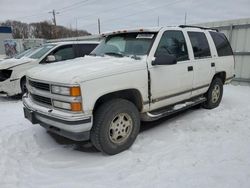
[71,102,82,111]
[70,87,81,97]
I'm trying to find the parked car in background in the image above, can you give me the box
[23,26,234,155]
[0,41,99,96]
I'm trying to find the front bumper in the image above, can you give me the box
[23,95,93,141]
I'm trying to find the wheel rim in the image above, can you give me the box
[109,113,133,144]
[211,84,220,103]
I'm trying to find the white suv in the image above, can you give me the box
[23,26,234,155]
[0,41,99,96]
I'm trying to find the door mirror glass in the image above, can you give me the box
[46,55,56,63]
[152,54,177,65]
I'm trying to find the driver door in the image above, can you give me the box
[149,30,194,110]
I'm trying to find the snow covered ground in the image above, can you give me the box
[0,85,250,188]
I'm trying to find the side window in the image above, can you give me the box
[74,44,98,57]
[188,32,211,59]
[155,30,189,61]
[209,32,233,56]
[52,45,75,61]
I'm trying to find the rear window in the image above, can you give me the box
[209,32,233,57]
[188,32,211,59]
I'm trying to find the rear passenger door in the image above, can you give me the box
[187,31,216,97]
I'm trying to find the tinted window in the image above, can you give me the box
[209,32,233,56]
[155,30,189,61]
[52,45,75,61]
[75,44,98,57]
[188,32,211,59]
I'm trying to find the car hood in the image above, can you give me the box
[0,57,35,70]
[27,55,147,84]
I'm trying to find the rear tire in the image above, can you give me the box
[202,77,223,109]
[90,99,140,155]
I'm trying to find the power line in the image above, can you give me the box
[79,0,186,30]
[12,12,48,20]
[57,0,91,13]
[76,0,148,21]
[10,0,91,22]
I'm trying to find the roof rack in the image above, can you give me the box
[179,25,218,32]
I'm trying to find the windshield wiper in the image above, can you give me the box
[130,54,141,60]
[104,52,124,57]
[89,53,97,56]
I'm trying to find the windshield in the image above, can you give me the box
[29,44,56,59]
[15,48,37,59]
[91,32,156,57]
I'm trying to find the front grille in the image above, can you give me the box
[31,94,52,106]
[29,80,50,91]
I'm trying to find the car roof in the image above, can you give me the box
[101,26,218,36]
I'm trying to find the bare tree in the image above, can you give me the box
[1,20,90,39]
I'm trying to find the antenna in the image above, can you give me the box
[184,12,187,25]
[98,18,101,34]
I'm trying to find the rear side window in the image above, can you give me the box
[209,32,233,56]
[188,32,211,59]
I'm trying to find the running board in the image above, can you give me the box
[141,96,206,121]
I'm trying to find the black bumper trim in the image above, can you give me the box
[24,107,91,125]
[23,107,91,141]
[40,122,90,141]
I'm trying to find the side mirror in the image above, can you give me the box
[46,55,56,63]
[152,54,177,65]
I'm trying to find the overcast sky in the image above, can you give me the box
[0,0,250,34]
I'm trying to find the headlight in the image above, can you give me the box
[0,69,12,82]
[53,100,82,112]
[51,85,81,96]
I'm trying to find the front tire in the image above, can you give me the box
[90,99,140,155]
[202,77,223,109]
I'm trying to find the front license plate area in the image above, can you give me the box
[23,107,38,124]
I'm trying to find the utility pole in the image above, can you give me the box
[98,18,101,34]
[157,16,160,27]
[49,9,59,38]
[49,9,59,26]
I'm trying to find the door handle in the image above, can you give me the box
[211,62,215,67]
[188,66,193,72]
